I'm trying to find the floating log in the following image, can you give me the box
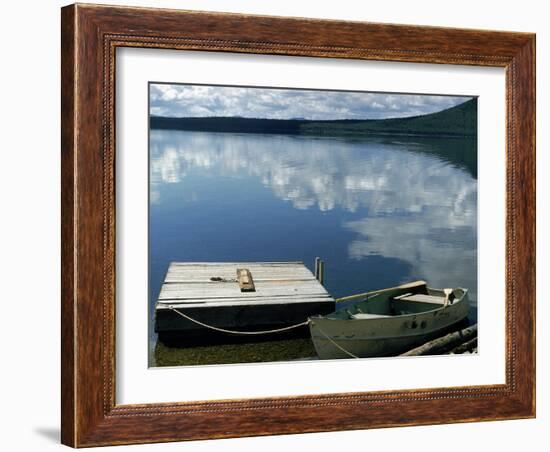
[400,324,477,356]
[448,337,478,354]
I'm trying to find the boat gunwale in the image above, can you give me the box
[310,287,469,321]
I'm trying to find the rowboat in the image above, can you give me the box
[308,280,469,359]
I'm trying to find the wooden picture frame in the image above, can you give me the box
[61,3,535,447]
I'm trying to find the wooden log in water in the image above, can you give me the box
[448,337,478,354]
[400,324,477,356]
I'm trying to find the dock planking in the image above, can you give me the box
[155,262,336,345]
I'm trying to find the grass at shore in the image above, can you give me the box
[155,337,317,366]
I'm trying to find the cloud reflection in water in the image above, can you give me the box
[150,130,477,300]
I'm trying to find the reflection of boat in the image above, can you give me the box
[308,280,469,359]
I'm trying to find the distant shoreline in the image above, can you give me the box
[150,98,477,138]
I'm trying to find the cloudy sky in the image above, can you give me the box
[150,83,472,120]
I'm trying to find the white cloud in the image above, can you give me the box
[149,84,472,120]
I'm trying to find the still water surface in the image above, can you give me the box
[149,130,477,363]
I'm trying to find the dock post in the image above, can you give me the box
[315,257,320,280]
[319,260,325,285]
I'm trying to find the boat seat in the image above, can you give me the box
[393,293,446,304]
[351,313,392,319]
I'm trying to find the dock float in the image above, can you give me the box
[154,262,336,346]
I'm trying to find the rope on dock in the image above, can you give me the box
[166,305,310,335]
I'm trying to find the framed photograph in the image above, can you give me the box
[61,3,535,447]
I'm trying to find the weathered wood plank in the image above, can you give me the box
[159,289,330,300]
[157,297,334,309]
[159,286,327,295]
[165,263,315,283]
[168,266,312,272]
[164,276,315,284]
[166,270,314,280]
[168,264,311,271]
[170,262,307,267]
[161,279,327,291]
[157,294,332,304]
[159,282,327,300]
[237,268,256,292]
[167,269,314,277]
[397,294,446,305]
[162,282,325,289]
[162,278,324,288]
[157,293,332,302]
[158,292,332,299]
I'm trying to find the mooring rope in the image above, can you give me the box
[166,305,361,359]
[314,325,360,359]
[166,305,310,335]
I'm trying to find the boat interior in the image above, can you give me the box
[329,284,466,320]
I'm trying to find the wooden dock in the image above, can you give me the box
[155,262,335,346]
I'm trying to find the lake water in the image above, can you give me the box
[149,130,477,364]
